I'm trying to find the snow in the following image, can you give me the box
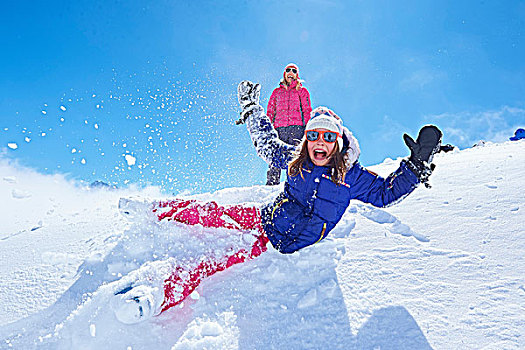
[0,140,524,349]
[11,188,32,199]
[124,154,137,166]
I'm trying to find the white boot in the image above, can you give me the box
[111,285,164,324]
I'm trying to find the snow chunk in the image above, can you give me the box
[318,279,338,298]
[81,158,86,165]
[41,251,80,265]
[200,322,223,337]
[12,189,32,199]
[3,176,17,183]
[90,324,96,337]
[124,154,136,166]
[25,137,31,143]
[297,289,317,309]
[360,207,396,224]
[172,312,237,350]
[60,105,67,111]
[7,143,18,150]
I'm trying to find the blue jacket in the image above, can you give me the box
[244,105,420,253]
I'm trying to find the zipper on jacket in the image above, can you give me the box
[314,223,327,244]
[271,198,289,220]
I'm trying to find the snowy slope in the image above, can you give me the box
[0,140,524,349]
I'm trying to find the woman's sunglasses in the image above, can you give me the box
[305,130,340,143]
[285,68,297,74]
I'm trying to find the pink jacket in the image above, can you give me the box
[267,80,312,128]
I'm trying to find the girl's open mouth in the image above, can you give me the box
[313,150,328,161]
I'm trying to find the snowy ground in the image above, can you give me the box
[0,140,524,349]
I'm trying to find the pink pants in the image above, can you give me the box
[153,199,268,312]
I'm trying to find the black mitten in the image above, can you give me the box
[236,80,261,125]
[403,125,443,186]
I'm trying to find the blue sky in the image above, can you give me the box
[1,0,524,194]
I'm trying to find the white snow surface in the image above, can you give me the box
[0,140,524,349]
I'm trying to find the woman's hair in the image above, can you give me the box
[288,138,351,184]
[281,78,303,91]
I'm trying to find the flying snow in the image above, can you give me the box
[124,154,137,166]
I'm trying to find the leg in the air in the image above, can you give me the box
[159,200,268,310]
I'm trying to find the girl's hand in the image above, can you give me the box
[236,81,261,125]
[237,80,260,108]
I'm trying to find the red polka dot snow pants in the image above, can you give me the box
[153,199,269,312]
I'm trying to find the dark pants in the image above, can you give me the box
[266,125,305,185]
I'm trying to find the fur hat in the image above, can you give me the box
[305,106,344,151]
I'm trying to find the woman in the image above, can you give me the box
[265,63,312,185]
[112,81,442,324]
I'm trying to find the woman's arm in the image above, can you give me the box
[300,88,313,125]
[267,89,278,124]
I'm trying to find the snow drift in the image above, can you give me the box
[0,140,524,349]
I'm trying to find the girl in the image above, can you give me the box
[112,81,442,324]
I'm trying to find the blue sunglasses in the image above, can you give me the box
[305,130,340,143]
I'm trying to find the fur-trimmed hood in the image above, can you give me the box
[342,127,361,169]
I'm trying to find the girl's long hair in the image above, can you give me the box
[288,138,351,184]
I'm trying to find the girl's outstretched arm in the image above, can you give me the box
[346,161,420,208]
[238,81,295,170]
[347,125,442,207]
